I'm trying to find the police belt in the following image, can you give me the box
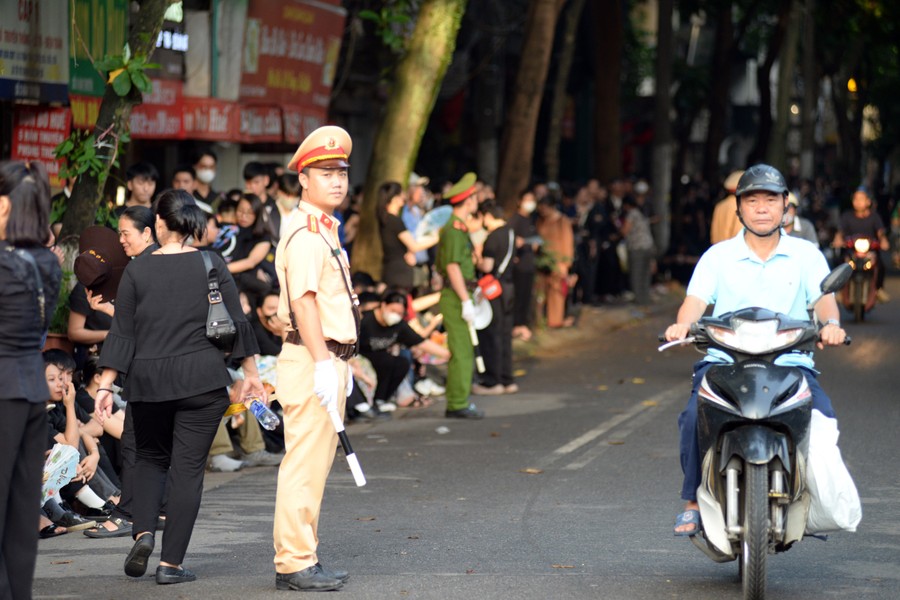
[284,330,357,361]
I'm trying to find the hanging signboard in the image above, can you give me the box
[239,0,345,125]
[0,0,69,102]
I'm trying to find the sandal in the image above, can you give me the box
[40,523,68,539]
[83,516,133,539]
[673,509,702,537]
[398,395,433,409]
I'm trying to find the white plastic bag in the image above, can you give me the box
[805,409,862,534]
[42,443,80,505]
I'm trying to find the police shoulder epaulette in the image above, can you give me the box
[307,214,319,233]
[452,220,468,233]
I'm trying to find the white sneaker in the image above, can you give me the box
[376,400,397,413]
[209,454,244,472]
[414,378,446,397]
[241,450,282,467]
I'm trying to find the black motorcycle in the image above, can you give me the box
[840,236,880,322]
[659,264,852,600]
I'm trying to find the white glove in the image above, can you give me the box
[314,359,339,411]
[461,299,475,324]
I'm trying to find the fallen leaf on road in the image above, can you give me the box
[408,535,420,539]
[597,385,609,391]
[466,569,476,574]
[608,440,625,445]
[490,431,501,437]
[632,377,646,384]
[51,560,72,565]
[514,369,527,377]
[551,564,575,569]
[642,400,658,406]
[520,468,543,475]
[356,516,376,521]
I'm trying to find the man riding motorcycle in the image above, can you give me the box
[832,187,891,303]
[664,164,847,535]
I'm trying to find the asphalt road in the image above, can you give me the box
[32,276,900,600]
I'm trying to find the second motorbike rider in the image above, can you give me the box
[664,164,848,535]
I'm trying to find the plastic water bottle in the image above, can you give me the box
[249,398,280,430]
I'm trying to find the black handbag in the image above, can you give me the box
[201,251,236,352]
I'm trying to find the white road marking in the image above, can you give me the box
[533,388,682,470]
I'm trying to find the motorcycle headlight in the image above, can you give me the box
[854,238,871,253]
[706,319,804,354]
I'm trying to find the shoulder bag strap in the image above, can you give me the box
[201,251,223,304]
[496,229,516,277]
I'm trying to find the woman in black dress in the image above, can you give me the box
[95,190,265,585]
[0,160,62,599]
[377,181,437,290]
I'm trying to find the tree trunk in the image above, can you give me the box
[591,0,624,184]
[651,0,673,254]
[60,0,177,238]
[766,0,802,171]
[496,0,565,212]
[545,0,586,184]
[799,0,817,179]
[353,0,469,277]
[748,2,788,164]
[702,5,733,186]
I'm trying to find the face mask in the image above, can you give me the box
[383,311,403,327]
[522,200,537,214]
[196,169,216,184]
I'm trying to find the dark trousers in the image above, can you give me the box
[113,406,136,520]
[477,296,514,387]
[678,361,835,502]
[365,351,411,402]
[512,266,535,327]
[130,390,228,565]
[0,399,45,600]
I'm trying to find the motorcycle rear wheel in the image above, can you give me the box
[742,463,769,600]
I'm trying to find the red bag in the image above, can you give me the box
[477,274,502,300]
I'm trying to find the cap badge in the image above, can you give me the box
[326,137,337,150]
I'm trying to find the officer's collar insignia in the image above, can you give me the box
[452,220,468,232]
[320,214,333,230]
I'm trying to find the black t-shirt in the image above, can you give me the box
[508,213,536,272]
[74,387,118,416]
[251,316,283,357]
[482,225,515,286]
[840,211,884,239]
[380,214,413,288]
[231,227,271,264]
[69,283,113,332]
[358,310,424,356]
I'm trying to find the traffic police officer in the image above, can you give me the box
[437,172,485,419]
[273,125,358,591]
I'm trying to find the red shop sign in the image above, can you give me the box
[183,97,239,141]
[11,106,71,188]
[130,79,184,139]
[240,105,282,143]
[281,104,325,145]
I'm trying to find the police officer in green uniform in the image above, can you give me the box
[437,173,485,419]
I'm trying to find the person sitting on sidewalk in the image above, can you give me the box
[359,289,449,412]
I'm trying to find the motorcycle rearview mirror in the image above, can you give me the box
[807,264,853,310]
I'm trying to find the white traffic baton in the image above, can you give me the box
[327,407,366,487]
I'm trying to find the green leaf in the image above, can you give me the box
[112,71,132,96]
[54,139,74,157]
[132,71,153,94]
[95,55,125,72]
[358,9,380,22]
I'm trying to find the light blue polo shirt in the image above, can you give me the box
[686,230,830,368]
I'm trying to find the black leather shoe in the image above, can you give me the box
[445,404,485,419]
[124,534,154,577]
[316,562,349,583]
[156,565,197,585]
[275,564,343,591]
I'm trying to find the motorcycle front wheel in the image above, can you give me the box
[742,463,769,600]
[852,279,864,322]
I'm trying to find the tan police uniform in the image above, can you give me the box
[710,170,745,244]
[273,126,357,575]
